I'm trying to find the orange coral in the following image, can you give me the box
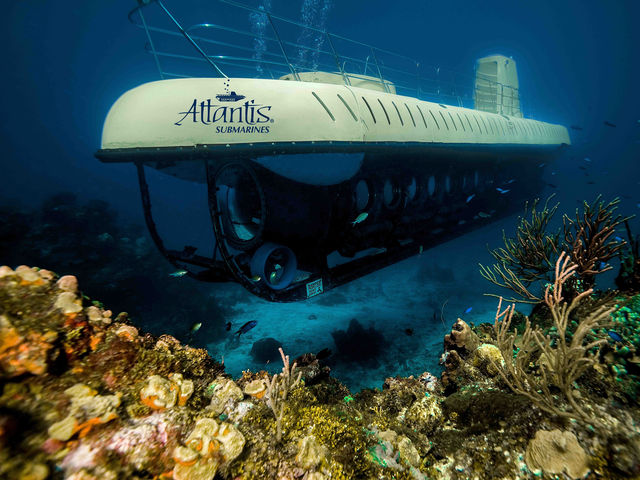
[0,327,56,377]
[140,393,166,411]
[89,333,104,351]
[75,413,118,438]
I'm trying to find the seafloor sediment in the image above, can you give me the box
[0,265,639,479]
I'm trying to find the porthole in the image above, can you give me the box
[407,177,417,201]
[355,179,370,211]
[427,175,436,196]
[215,163,265,250]
[383,178,402,208]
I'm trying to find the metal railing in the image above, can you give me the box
[129,0,523,114]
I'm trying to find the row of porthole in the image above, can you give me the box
[354,171,490,212]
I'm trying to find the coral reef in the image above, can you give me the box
[1,264,640,479]
[0,193,231,344]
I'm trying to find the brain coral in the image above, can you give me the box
[525,429,589,479]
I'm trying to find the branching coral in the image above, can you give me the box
[481,196,628,302]
[480,196,560,303]
[492,252,616,426]
[266,347,302,442]
[563,196,628,289]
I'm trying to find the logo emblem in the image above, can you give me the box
[215,91,246,102]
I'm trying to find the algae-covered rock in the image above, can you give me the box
[54,291,83,316]
[444,318,479,353]
[208,377,243,415]
[295,435,328,469]
[404,394,443,434]
[471,343,505,376]
[397,435,421,468]
[525,429,589,479]
[48,415,78,442]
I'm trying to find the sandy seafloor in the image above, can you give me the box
[202,217,530,392]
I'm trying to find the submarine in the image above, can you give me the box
[95,0,570,302]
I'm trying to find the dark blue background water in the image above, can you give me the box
[2,0,639,390]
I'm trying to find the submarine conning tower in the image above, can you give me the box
[474,55,522,118]
[95,0,570,302]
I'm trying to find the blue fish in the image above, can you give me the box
[466,194,476,203]
[614,236,624,242]
[607,330,623,343]
[496,188,510,194]
[464,307,473,314]
[235,320,257,336]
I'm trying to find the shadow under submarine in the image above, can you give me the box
[95,0,570,302]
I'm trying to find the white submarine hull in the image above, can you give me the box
[97,77,569,184]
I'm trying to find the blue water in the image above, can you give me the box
[1,0,639,391]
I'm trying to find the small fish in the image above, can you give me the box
[637,203,640,209]
[505,179,516,184]
[547,183,557,189]
[551,171,557,175]
[466,194,476,203]
[570,125,584,131]
[351,212,369,225]
[604,121,617,128]
[191,322,202,333]
[235,320,257,336]
[538,163,546,168]
[587,181,595,185]
[496,188,510,194]
[316,348,332,360]
[457,219,466,226]
[584,157,591,162]
[169,269,188,278]
[578,166,588,171]
[419,245,423,254]
[225,322,232,331]
[308,314,318,320]
[269,264,282,282]
[478,211,492,218]
[251,275,262,282]
[464,307,473,314]
[404,328,414,336]
[607,330,624,342]
[614,236,624,242]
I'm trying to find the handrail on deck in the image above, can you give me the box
[129,0,521,114]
